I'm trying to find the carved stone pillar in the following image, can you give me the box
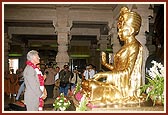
[145,32,156,55]
[98,35,109,51]
[4,33,10,72]
[108,21,121,64]
[53,7,71,69]
[20,43,28,68]
[56,29,70,69]
[89,44,97,65]
[110,21,121,54]
[98,35,108,69]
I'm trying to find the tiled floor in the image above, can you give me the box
[3,93,76,111]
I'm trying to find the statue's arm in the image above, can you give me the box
[101,51,114,70]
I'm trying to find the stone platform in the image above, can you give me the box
[71,95,165,112]
[90,105,164,112]
[88,100,165,112]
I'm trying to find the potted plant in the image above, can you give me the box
[140,60,164,106]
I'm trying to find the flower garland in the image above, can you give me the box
[26,61,44,111]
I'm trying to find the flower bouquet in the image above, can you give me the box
[70,83,83,108]
[140,60,164,106]
[53,93,71,111]
[73,83,83,101]
[76,94,88,111]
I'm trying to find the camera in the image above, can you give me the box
[45,71,49,75]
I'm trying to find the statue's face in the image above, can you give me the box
[118,23,131,41]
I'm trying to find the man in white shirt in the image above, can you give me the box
[83,64,95,80]
[54,66,60,81]
[70,69,82,90]
[53,66,60,99]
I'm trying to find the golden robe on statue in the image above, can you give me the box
[82,7,144,105]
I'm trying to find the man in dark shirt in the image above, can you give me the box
[59,65,72,96]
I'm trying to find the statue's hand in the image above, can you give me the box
[102,52,106,64]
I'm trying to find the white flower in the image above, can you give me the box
[141,60,164,106]
[58,102,61,106]
[64,103,68,106]
[147,60,164,79]
[60,99,63,102]
[60,107,66,111]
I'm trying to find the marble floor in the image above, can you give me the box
[3,93,165,112]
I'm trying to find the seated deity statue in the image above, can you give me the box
[82,7,144,105]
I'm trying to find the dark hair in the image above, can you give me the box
[56,66,60,69]
[48,62,53,68]
[64,65,69,69]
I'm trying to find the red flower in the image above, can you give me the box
[75,92,83,101]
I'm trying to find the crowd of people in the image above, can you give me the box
[4,68,23,98]
[4,50,97,111]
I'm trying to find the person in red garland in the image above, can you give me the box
[23,50,47,111]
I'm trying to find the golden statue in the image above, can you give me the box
[82,7,144,105]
